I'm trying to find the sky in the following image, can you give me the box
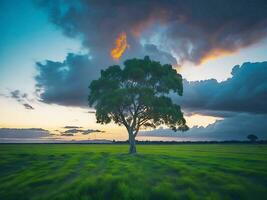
[0,0,267,142]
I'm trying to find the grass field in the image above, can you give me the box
[0,144,267,200]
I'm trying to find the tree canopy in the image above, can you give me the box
[88,56,188,153]
[247,134,258,142]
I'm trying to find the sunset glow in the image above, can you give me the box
[200,49,233,64]
[1,0,267,143]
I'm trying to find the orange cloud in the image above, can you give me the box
[110,32,129,61]
[200,48,233,64]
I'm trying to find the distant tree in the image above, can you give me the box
[88,56,188,154]
[247,134,258,142]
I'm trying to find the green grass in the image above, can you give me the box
[0,144,267,200]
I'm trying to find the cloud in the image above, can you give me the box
[35,53,267,118]
[0,128,50,139]
[63,129,82,134]
[174,62,267,115]
[61,127,103,136]
[140,113,267,141]
[37,0,267,64]
[10,90,23,99]
[0,128,106,143]
[139,61,267,141]
[23,103,34,110]
[61,133,74,136]
[35,0,267,109]
[63,126,82,129]
[9,90,34,110]
[144,44,177,66]
[35,53,99,107]
[35,51,177,107]
[81,129,103,135]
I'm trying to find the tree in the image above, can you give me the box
[88,56,188,154]
[247,134,258,142]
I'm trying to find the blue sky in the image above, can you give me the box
[0,0,81,93]
[0,0,267,142]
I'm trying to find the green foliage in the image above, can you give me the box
[88,56,188,136]
[1,144,267,200]
[247,134,258,142]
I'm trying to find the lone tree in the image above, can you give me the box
[88,56,188,154]
[247,134,258,142]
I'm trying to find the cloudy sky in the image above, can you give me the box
[0,0,267,142]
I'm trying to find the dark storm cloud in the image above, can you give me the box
[37,0,267,64]
[35,1,267,112]
[36,54,267,116]
[140,113,267,141]
[35,53,99,107]
[9,90,34,110]
[174,62,267,115]
[0,128,50,139]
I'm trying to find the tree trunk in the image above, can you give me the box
[128,132,137,154]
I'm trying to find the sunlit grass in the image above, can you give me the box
[0,144,267,200]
